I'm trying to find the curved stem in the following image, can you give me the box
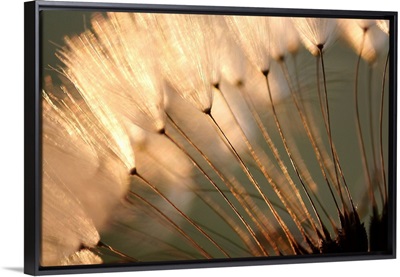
[318,49,341,189]
[354,30,377,211]
[124,193,211,259]
[214,83,318,252]
[163,127,269,256]
[131,173,230,258]
[166,113,280,255]
[367,65,385,205]
[206,112,299,254]
[379,52,390,202]
[279,60,341,217]
[97,240,138,263]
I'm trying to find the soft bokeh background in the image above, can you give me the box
[0,0,399,276]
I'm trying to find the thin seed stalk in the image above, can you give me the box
[379,52,390,202]
[132,173,230,258]
[166,113,281,255]
[206,112,300,254]
[279,61,341,216]
[125,192,212,259]
[212,86,319,252]
[238,84,324,231]
[163,126,269,256]
[354,30,377,210]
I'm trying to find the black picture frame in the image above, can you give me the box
[24,0,397,275]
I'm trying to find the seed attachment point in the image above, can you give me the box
[236,80,244,87]
[129,167,137,176]
[262,69,269,77]
[203,107,212,115]
[158,128,166,135]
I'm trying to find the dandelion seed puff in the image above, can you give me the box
[129,131,196,216]
[225,15,271,72]
[340,19,388,63]
[131,126,195,180]
[54,81,135,175]
[292,17,338,55]
[42,92,100,177]
[163,85,237,167]
[159,14,219,113]
[60,249,103,266]
[377,20,389,35]
[216,21,250,85]
[88,99,135,172]
[242,61,291,111]
[107,119,197,257]
[43,87,135,228]
[41,169,100,266]
[58,12,165,133]
[94,12,166,132]
[267,62,292,100]
[209,82,257,159]
[269,17,300,60]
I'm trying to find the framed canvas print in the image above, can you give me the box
[24,0,397,275]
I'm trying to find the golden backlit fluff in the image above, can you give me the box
[340,19,388,63]
[225,16,271,72]
[158,14,219,113]
[292,18,338,55]
[41,169,101,266]
[58,13,166,133]
[269,17,300,60]
[42,87,136,265]
[60,249,103,266]
[377,20,390,35]
[217,21,249,85]
[42,11,390,265]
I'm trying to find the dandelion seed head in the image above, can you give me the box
[60,249,103,266]
[41,169,100,266]
[217,25,250,85]
[340,19,388,63]
[134,131,195,181]
[377,20,390,35]
[79,97,136,171]
[292,18,338,55]
[356,19,377,30]
[43,86,135,229]
[159,14,218,112]
[226,16,271,71]
[59,13,166,134]
[269,17,300,60]
[42,92,100,173]
[211,82,258,157]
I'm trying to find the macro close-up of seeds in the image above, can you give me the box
[40,11,391,266]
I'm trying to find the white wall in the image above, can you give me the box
[0,0,398,276]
